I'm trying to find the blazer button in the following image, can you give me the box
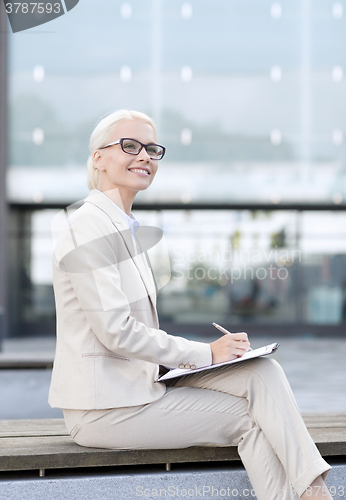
[179,364,185,369]
[185,364,191,369]
[190,365,196,369]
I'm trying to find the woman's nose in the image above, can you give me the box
[137,147,150,161]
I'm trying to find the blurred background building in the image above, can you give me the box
[1,0,346,341]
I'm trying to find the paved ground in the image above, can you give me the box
[0,334,345,419]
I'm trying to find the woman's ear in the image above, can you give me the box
[93,150,105,171]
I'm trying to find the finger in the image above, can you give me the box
[235,344,250,355]
[233,341,250,352]
[225,338,249,351]
[231,332,248,341]
[233,344,249,353]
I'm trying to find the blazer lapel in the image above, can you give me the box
[84,190,157,308]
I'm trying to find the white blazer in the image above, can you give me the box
[48,190,211,410]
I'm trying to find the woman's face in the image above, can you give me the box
[94,119,159,196]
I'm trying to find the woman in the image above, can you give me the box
[49,110,332,500]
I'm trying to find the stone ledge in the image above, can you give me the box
[0,414,345,475]
[0,353,53,369]
[0,463,345,500]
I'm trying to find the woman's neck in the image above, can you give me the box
[96,186,135,217]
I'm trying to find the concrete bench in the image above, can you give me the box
[0,413,345,477]
[0,414,346,500]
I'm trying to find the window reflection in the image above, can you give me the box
[8,0,346,205]
[9,208,345,337]
[6,0,346,336]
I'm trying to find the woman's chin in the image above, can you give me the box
[132,178,154,191]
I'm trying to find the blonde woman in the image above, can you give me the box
[49,110,332,500]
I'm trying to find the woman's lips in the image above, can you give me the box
[128,168,150,175]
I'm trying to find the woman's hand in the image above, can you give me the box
[210,332,250,365]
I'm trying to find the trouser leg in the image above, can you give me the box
[63,357,330,500]
[63,383,295,500]
[237,420,296,499]
[63,386,255,449]
[171,357,331,498]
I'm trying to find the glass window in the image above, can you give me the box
[5,0,346,335]
[9,208,346,336]
[7,0,346,205]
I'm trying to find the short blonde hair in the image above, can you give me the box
[87,109,157,190]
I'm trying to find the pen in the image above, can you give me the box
[212,322,253,351]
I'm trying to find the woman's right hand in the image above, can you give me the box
[210,332,250,365]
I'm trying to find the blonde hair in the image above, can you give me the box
[87,109,157,190]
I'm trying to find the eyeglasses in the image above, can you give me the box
[99,138,166,160]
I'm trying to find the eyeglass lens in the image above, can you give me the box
[121,139,164,159]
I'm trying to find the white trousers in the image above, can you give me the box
[63,357,331,500]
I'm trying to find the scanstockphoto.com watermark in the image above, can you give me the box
[171,247,302,284]
[135,485,258,497]
[135,484,345,498]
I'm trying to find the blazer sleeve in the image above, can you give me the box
[54,207,212,370]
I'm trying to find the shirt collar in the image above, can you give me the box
[94,190,139,234]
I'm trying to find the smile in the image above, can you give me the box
[128,168,150,175]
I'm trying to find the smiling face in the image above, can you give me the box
[93,118,159,209]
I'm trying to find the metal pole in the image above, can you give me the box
[151,0,162,131]
[0,2,8,348]
[300,0,311,182]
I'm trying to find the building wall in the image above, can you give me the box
[4,0,346,336]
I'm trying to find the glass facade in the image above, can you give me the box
[8,207,346,336]
[7,0,346,204]
[5,0,346,335]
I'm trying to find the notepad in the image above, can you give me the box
[156,343,279,382]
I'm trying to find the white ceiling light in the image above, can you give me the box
[332,66,343,82]
[332,129,343,145]
[121,3,132,19]
[120,65,132,82]
[270,3,282,18]
[181,128,192,145]
[181,3,193,19]
[33,65,45,82]
[270,66,282,82]
[270,129,282,145]
[332,2,343,18]
[181,65,193,82]
[32,128,44,145]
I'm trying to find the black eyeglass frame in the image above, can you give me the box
[99,138,166,160]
